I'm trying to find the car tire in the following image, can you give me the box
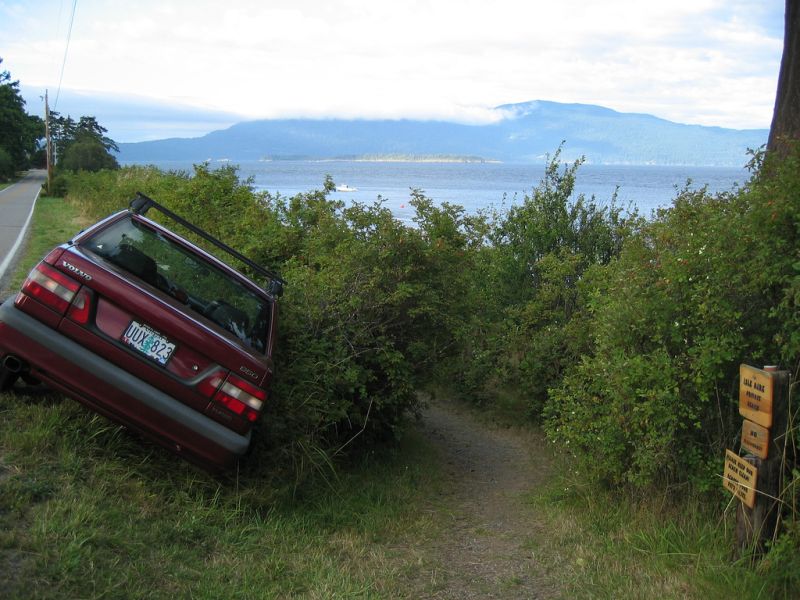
[20,372,41,386]
[0,365,18,392]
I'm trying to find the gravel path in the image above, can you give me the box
[410,398,558,599]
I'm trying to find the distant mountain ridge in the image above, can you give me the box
[117,100,767,167]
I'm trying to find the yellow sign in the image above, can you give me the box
[723,449,758,509]
[741,419,770,459]
[739,364,774,428]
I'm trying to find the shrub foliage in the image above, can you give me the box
[61,165,479,477]
[57,146,800,586]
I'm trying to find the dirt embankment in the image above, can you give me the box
[410,398,558,599]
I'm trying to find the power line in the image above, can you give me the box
[49,0,66,82]
[54,0,78,110]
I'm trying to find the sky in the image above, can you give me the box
[0,0,786,143]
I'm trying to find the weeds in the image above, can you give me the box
[0,388,441,598]
[526,470,792,599]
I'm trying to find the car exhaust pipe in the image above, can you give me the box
[2,355,26,374]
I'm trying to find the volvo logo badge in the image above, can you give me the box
[62,260,93,281]
[239,366,259,380]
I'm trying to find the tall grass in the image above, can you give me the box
[525,468,789,599]
[0,389,442,598]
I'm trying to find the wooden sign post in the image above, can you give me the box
[723,449,757,508]
[726,364,790,558]
[739,364,774,428]
[741,420,770,459]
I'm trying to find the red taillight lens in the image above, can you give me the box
[67,287,93,324]
[197,371,226,398]
[199,371,266,423]
[219,375,266,411]
[20,263,81,314]
[216,393,249,417]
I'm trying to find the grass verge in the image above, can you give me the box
[0,389,440,599]
[5,195,93,293]
[524,466,795,599]
[0,171,30,192]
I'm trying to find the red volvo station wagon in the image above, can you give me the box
[0,193,283,470]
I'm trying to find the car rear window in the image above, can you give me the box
[82,216,270,353]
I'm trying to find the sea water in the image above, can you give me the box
[123,159,750,220]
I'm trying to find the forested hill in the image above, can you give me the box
[117,100,767,166]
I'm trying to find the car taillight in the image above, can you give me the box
[19,262,81,314]
[198,370,226,397]
[67,287,93,324]
[198,371,266,423]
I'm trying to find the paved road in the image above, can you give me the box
[0,170,45,290]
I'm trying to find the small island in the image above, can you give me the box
[353,154,501,163]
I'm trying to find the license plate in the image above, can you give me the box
[121,320,176,365]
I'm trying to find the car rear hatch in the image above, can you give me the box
[20,210,277,435]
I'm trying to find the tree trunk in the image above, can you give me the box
[768,0,800,157]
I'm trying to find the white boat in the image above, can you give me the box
[335,184,358,192]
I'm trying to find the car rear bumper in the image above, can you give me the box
[0,297,250,468]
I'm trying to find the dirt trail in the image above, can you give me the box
[410,399,557,599]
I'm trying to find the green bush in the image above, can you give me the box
[60,138,119,172]
[445,148,637,416]
[0,146,13,181]
[543,149,800,489]
[46,173,69,197]
[62,164,479,477]
[58,148,800,503]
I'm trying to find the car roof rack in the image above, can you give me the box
[129,192,285,294]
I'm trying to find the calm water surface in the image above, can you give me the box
[125,160,750,221]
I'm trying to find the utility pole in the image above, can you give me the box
[44,89,53,194]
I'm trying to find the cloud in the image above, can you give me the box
[20,85,245,142]
[1,0,785,138]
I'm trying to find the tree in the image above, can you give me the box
[0,57,44,179]
[50,113,77,161]
[52,113,119,172]
[0,147,13,181]
[75,116,119,153]
[60,137,119,172]
[768,0,800,157]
